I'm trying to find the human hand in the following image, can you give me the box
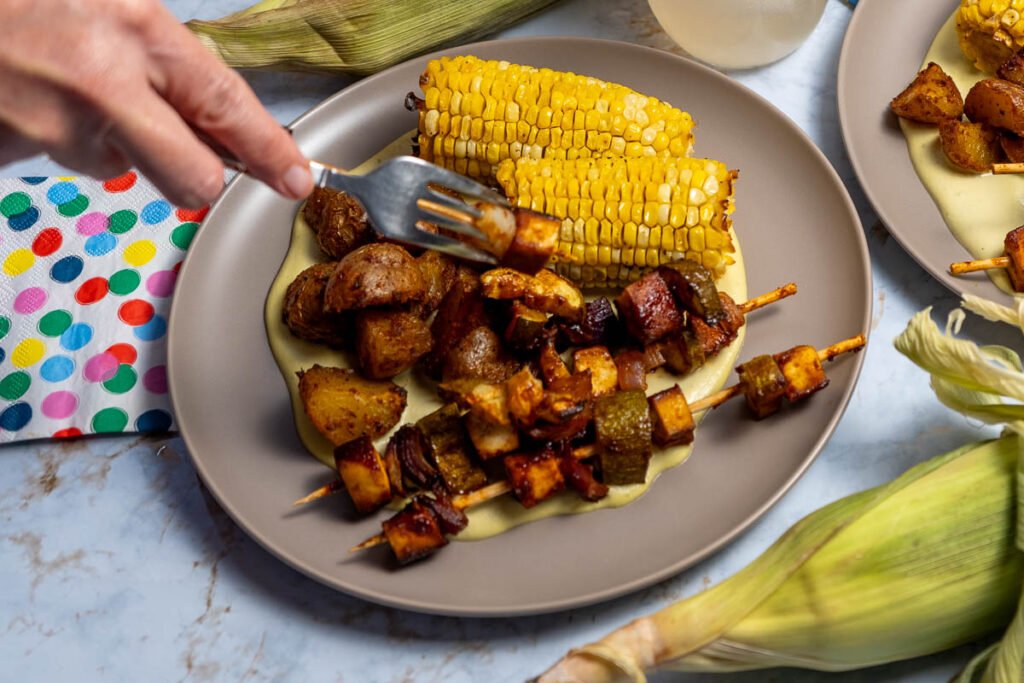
[0,0,312,207]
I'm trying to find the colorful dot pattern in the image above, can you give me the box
[0,172,204,440]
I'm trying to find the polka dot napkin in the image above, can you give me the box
[0,173,205,442]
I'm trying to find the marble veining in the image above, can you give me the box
[0,0,1006,681]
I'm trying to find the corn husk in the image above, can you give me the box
[537,296,1024,683]
[186,0,561,76]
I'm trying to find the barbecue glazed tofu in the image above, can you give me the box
[382,499,448,565]
[774,345,829,403]
[572,346,618,397]
[504,449,566,508]
[647,385,695,447]
[1005,226,1024,291]
[334,436,392,514]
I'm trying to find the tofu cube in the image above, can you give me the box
[381,499,448,565]
[573,346,618,397]
[774,345,829,403]
[504,450,566,508]
[647,385,695,447]
[1005,226,1024,292]
[334,436,392,514]
[465,411,520,460]
[506,367,545,427]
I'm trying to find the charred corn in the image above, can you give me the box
[415,55,696,182]
[957,0,1024,72]
[495,156,737,288]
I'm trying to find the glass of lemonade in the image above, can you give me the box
[648,0,828,70]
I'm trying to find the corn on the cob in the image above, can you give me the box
[495,156,736,288]
[186,0,560,76]
[416,55,696,182]
[957,0,1024,72]
[537,436,1024,682]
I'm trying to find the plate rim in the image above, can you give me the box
[168,35,872,616]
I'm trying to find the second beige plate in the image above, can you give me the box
[168,37,870,616]
[838,0,1008,299]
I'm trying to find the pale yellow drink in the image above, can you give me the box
[648,0,826,70]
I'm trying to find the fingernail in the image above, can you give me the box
[283,164,313,199]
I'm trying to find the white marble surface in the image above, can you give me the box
[0,1,1013,681]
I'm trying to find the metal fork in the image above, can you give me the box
[308,156,506,264]
[208,127,507,265]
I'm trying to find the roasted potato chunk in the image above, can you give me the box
[965,79,1024,135]
[504,449,565,508]
[615,271,684,344]
[939,120,1000,173]
[334,436,391,514]
[355,309,433,379]
[998,50,1024,87]
[297,365,407,446]
[382,499,447,565]
[572,346,618,397]
[648,385,695,447]
[282,262,351,347]
[774,345,829,403]
[890,62,964,124]
[415,250,457,318]
[303,187,372,260]
[1001,132,1024,163]
[324,243,425,312]
[422,267,492,378]
[442,326,518,383]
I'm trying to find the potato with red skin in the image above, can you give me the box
[939,120,1000,173]
[415,250,457,318]
[422,267,492,378]
[324,243,425,312]
[303,187,372,260]
[282,261,351,348]
[442,326,518,383]
[890,62,964,124]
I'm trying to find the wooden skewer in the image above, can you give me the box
[290,282,798,509]
[416,197,477,226]
[348,334,867,553]
[950,255,1011,276]
[992,163,1024,175]
[291,479,344,507]
[738,282,797,315]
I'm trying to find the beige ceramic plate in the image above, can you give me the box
[837,0,1005,299]
[168,37,870,616]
